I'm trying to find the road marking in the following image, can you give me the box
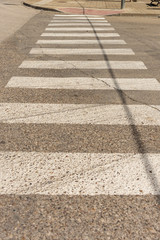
[50,22,111,26]
[36,0,53,5]
[51,20,108,23]
[6,77,160,90]
[53,17,106,20]
[0,152,159,195]
[19,60,147,70]
[30,48,134,55]
[36,39,126,44]
[41,33,120,37]
[54,15,105,17]
[54,15,103,16]
[0,103,159,125]
[46,26,113,31]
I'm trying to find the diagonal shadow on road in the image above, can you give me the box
[84,15,160,202]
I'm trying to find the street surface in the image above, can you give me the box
[0,7,160,239]
[0,0,37,43]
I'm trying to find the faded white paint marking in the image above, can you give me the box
[51,20,108,23]
[19,60,147,70]
[45,23,114,29]
[0,152,160,195]
[50,22,110,26]
[41,33,119,37]
[36,39,126,44]
[54,15,103,16]
[30,48,134,55]
[36,0,52,5]
[6,77,159,91]
[46,27,115,31]
[53,17,106,20]
[0,103,159,125]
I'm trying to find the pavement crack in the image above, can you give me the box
[43,53,160,114]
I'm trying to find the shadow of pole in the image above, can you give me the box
[85,15,160,201]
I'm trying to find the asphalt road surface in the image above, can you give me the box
[0,10,160,239]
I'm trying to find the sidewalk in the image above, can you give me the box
[23,0,160,16]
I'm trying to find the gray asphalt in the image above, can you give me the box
[0,11,160,239]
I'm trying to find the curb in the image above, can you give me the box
[23,1,160,17]
[23,2,122,15]
[23,2,61,12]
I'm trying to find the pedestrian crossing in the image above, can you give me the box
[0,14,160,195]
[49,23,111,26]
[1,152,159,194]
[46,27,114,31]
[50,20,108,23]
[37,39,126,44]
[6,77,160,90]
[19,60,147,69]
[41,32,119,37]
[29,48,135,55]
[0,103,160,125]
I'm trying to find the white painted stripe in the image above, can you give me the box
[51,20,107,23]
[36,0,52,5]
[0,152,159,195]
[0,103,159,125]
[19,60,147,70]
[45,27,115,31]
[47,26,113,31]
[6,77,160,91]
[50,22,110,26]
[53,17,105,20]
[37,39,126,45]
[29,48,134,56]
[41,33,120,37]
[54,15,105,17]
[55,15,102,16]
[46,27,115,31]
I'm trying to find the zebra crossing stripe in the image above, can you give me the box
[54,15,103,16]
[46,26,113,31]
[0,152,159,195]
[51,20,108,23]
[50,23,111,26]
[53,17,106,20]
[6,77,159,90]
[0,103,159,125]
[54,15,105,17]
[41,33,120,37]
[19,60,147,70]
[29,48,134,55]
[36,39,125,44]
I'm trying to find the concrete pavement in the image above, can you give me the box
[0,0,38,43]
[23,0,160,16]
